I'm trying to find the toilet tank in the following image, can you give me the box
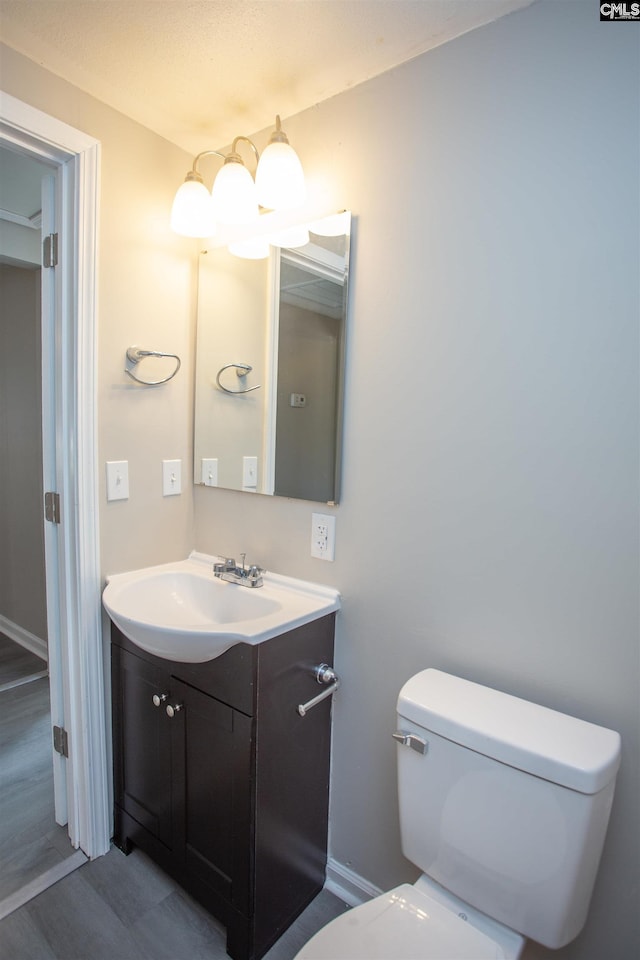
[396,669,621,950]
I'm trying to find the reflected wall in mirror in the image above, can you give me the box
[193,212,351,503]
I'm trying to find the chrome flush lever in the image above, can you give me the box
[392,731,429,755]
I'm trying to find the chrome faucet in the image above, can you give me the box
[213,554,265,588]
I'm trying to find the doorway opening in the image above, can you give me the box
[0,93,109,910]
[0,147,83,908]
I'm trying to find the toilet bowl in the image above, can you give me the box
[296,876,524,960]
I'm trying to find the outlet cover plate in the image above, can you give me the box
[311,512,336,561]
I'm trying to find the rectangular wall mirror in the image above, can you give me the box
[193,212,351,503]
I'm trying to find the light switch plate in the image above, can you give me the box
[162,459,182,496]
[242,456,258,491]
[106,460,129,501]
[201,458,218,487]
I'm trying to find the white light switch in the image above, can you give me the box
[162,459,182,496]
[106,460,129,501]
[201,458,218,487]
[242,456,258,491]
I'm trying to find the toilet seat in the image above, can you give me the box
[296,884,513,959]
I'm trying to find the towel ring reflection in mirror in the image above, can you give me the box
[125,346,181,385]
[216,362,261,395]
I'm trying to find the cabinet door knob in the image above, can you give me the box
[166,702,183,718]
[152,693,168,707]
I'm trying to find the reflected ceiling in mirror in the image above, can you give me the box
[193,212,351,503]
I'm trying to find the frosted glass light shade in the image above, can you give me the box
[308,212,350,237]
[255,141,306,211]
[268,225,309,249]
[228,237,270,260]
[211,160,259,225]
[170,179,216,237]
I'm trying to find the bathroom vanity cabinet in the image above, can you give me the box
[110,615,336,960]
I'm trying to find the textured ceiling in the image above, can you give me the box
[0,0,534,155]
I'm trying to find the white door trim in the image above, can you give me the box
[40,168,68,823]
[0,91,109,858]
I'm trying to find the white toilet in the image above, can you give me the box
[297,669,621,960]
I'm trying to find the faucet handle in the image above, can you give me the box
[248,564,265,586]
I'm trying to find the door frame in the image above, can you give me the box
[0,91,109,858]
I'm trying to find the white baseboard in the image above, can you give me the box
[325,857,383,907]
[0,849,87,921]
[0,615,48,663]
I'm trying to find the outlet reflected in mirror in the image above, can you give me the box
[193,212,351,503]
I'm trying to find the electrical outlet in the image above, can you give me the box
[311,512,336,561]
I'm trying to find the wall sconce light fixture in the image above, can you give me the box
[171,115,306,240]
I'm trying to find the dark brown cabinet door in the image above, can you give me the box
[111,615,335,960]
[169,679,253,912]
[112,646,174,848]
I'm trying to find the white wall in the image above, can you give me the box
[0,43,197,576]
[193,4,639,958]
[194,248,268,491]
[1,1,637,957]
[0,219,40,264]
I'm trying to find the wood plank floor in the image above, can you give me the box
[0,844,349,960]
[0,672,79,906]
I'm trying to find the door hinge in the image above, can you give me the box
[43,232,58,268]
[44,491,61,524]
[53,725,69,758]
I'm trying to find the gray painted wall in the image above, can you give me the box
[0,263,47,642]
[194,4,639,958]
[275,302,339,501]
[1,1,637,957]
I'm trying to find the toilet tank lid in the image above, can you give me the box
[397,670,621,795]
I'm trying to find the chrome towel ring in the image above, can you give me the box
[216,362,261,395]
[125,346,181,385]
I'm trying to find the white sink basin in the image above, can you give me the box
[102,552,340,662]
